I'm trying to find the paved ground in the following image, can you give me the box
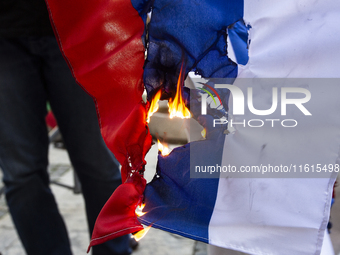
[0,144,339,255]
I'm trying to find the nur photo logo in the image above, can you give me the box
[197,81,312,128]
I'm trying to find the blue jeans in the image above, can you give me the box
[0,37,131,255]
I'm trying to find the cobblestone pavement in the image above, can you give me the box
[0,144,339,255]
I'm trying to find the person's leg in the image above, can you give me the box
[42,36,131,255]
[0,37,72,255]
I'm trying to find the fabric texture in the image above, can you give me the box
[45,0,152,250]
[132,0,242,100]
[45,0,340,254]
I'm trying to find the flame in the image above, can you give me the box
[168,64,191,119]
[147,90,162,123]
[133,225,152,242]
[201,128,206,139]
[157,139,170,156]
[135,203,146,217]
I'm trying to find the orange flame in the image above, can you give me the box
[201,128,206,139]
[135,203,146,217]
[147,90,162,123]
[157,139,170,156]
[168,64,191,119]
[133,225,152,242]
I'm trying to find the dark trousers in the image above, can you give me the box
[0,36,131,255]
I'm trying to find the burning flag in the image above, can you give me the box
[168,63,191,119]
[157,139,170,157]
[146,89,162,123]
[46,0,340,254]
